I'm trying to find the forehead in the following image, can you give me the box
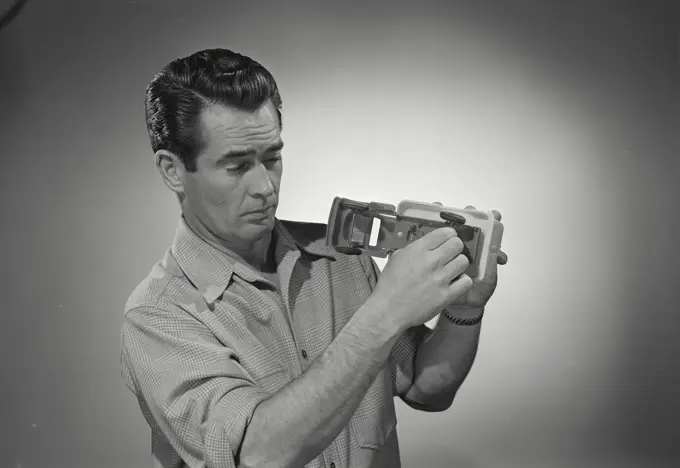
[197,101,281,158]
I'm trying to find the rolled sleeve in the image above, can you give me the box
[358,255,430,399]
[121,304,270,468]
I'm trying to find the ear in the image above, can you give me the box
[155,150,186,195]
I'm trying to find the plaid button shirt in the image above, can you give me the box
[120,217,430,468]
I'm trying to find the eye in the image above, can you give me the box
[226,162,251,173]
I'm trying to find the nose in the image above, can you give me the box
[248,163,276,199]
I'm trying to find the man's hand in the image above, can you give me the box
[433,202,508,310]
[369,226,475,333]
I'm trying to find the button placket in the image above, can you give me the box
[275,250,308,375]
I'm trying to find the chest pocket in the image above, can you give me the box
[349,366,398,450]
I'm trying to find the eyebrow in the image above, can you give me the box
[218,141,284,161]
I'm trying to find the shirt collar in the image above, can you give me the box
[171,217,336,305]
[274,218,337,262]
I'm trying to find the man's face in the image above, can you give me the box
[181,101,283,245]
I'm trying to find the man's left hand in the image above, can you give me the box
[433,203,508,310]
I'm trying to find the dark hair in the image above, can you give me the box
[145,48,283,172]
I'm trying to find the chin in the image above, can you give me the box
[243,217,275,236]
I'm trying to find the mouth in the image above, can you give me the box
[246,206,275,216]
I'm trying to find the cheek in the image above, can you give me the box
[191,175,238,212]
[271,165,283,189]
[204,184,232,207]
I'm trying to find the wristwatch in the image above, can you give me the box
[441,307,485,326]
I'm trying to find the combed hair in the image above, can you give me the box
[145,48,283,172]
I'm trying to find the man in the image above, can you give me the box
[120,48,507,468]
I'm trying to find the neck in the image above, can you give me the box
[182,213,275,272]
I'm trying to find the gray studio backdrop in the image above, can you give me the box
[1,1,678,467]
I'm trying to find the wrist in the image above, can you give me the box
[356,294,404,340]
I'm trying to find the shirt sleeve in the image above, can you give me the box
[120,303,271,468]
[358,254,430,400]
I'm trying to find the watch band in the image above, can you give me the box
[441,307,485,326]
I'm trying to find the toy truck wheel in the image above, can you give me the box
[341,199,369,211]
[440,211,466,225]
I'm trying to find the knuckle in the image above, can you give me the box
[460,274,474,289]
[434,270,450,285]
[437,227,455,238]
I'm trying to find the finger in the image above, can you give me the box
[435,236,465,265]
[492,210,502,222]
[421,226,458,250]
[443,252,470,279]
[497,250,508,265]
[447,273,474,299]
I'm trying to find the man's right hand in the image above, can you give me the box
[238,228,472,468]
[369,227,474,332]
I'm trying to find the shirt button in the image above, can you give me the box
[301,349,308,359]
